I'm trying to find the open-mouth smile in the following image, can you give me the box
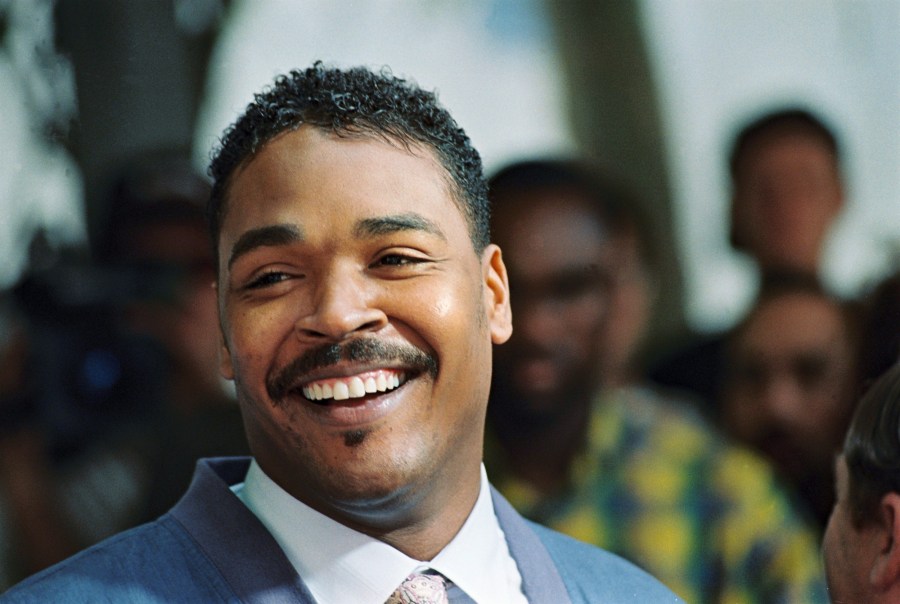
[300,369,408,403]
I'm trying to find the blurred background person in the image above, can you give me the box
[727,109,844,276]
[592,180,661,390]
[485,158,827,604]
[0,155,247,588]
[650,108,847,418]
[822,361,900,603]
[721,274,859,529]
[855,267,900,394]
[96,153,248,518]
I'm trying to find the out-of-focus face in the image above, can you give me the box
[823,456,879,602]
[125,219,222,399]
[596,227,653,387]
[216,126,511,527]
[491,189,610,420]
[723,292,854,483]
[730,133,842,272]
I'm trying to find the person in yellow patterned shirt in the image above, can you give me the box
[485,159,828,603]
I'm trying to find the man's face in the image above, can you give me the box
[216,127,511,524]
[730,133,842,271]
[723,293,854,482]
[491,190,609,419]
[823,456,880,602]
[597,227,653,386]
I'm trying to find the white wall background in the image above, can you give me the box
[193,0,573,176]
[0,1,84,289]
[642,0,900,330]
[2,0,895,338]
[196,0,899,332]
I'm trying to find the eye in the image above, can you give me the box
[371,253,425,268]
[245,270,291,290]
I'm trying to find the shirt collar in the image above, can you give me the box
[233,460,525,604]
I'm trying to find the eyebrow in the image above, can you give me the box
[226,213,445,270]
[354,213,446,241]
[227,224,303,269]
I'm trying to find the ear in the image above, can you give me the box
[219,333,234,381]
[481,243,512,345]
[870,492,900,590]
[213,280,235,381]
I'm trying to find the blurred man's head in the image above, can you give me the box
[823,362,900,603]
[857,269,900,392]
[594,193,660,388]
[723,274,857,503]
[102,154,222,400]
[488,160,618,425]
[728,108,843,273]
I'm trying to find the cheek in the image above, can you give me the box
[225,304,296,372]
[822,511,865,597]
[574,293,606,323]
[725,393,763,434]
[568,296,607,349]
[412,277,484,337]
[429,291,455,322]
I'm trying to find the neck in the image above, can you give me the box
[370,471,481,560]
[291,453,483,562]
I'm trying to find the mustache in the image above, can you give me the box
[266,338,439,401]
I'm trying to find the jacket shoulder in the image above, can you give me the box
[0,516,235,603]
[531,521,684,603]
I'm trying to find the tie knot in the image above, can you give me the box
[386,570,449,604]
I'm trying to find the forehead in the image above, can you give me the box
[493,190,608,275]
[737,133,836,176]
[737,293,846,356]
[219,127,466,251]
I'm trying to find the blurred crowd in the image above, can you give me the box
[481,109,899,602]
[0,4,898,604]
[0,154,249,587]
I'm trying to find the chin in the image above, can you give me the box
[317,431,435,504]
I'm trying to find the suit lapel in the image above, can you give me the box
[170,459,572,604]
[491,486,573,604]
[170,457,317,603]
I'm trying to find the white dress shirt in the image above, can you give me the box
[232,460,528,604]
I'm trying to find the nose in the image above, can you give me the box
[294,266,388,342]
[759,373,804,425]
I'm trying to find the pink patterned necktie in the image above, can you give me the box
[385,570,450,604]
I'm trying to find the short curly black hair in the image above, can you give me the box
[207,62,489,257]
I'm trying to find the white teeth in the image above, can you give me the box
[333,382,350,400]
[301,371,406,402]
[348,377,366,398]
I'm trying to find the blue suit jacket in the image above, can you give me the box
[1,457,680,603]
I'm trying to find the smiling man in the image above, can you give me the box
[0,65,680,603]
